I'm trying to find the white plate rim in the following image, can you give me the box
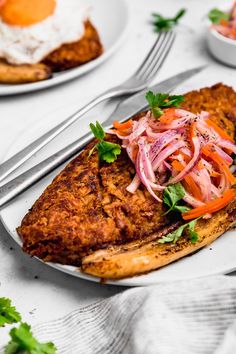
[0,0,130,96]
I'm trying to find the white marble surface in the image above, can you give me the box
[0,0,235,347]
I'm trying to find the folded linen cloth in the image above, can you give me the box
[2,275,236,354]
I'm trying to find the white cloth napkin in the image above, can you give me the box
[2,275,236,354]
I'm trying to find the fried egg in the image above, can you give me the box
[0,0,90,65]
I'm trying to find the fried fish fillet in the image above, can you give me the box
[17,84,236,278]
[43,20,103,72]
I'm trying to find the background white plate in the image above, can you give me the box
[0,0,129,96]
[0,97,236,287]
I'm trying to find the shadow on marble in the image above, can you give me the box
[0,220,127,300]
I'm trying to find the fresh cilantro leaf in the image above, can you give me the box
[173,205,191,213]
[188,219,199,244]
[163,183,185,208]
[158,217,201,244]
[163,183,190,214]
[174,9,187,22]
[189,229,198,244]
[162,95,185,108]
[145,91,184,118]
[208,8,230,24]
[158,224,186,244]
[153,9,186,32]
[97,141,121,163]
[89,121,121,163]
[146,92,169,108]
[89,121,105,141]
[0,298,21,327]
[4,323,56,354]
[146,92,167,118]
[145,91,155,107]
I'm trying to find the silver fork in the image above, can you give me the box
[0,31,175,183]
[0,66,206,208]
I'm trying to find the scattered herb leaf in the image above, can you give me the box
[163,183,191,214]
[186,218,200,244]
[4,323,57,354]
[89,121,105,141]
[158,217,201,244]
[97,141,121,163]
[208,8,230,24]
[146,91,184,118]
[153,8,186,32]
[188,228,198,244]
[89,121,121,163]
[0,298,21,327]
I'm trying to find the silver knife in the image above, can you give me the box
[0,65,206,207]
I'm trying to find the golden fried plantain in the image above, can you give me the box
[81,201,236,279]
[0,59,52,84]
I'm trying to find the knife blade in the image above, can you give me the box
[0,65,206,207]
[103,65,206,127]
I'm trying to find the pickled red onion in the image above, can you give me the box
[110,106,236,218]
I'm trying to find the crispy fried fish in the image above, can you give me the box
[17,84,236,278]
[43,20,103,72]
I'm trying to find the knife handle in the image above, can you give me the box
[0,131,93,208]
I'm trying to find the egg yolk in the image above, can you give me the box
[0,0,6,7]
[0,0,56,26]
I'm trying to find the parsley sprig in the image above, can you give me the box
[158,217,201,244]
[146,91,184,119]
[4,323,56,354]
[208,8,230,24]
[0,298,21,328]
[89,121,121,163]
[153,9,186,32]
[0,297,56,354]
[161,183,200,244]
[163,183,191,215]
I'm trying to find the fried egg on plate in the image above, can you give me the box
[0,0,90,65]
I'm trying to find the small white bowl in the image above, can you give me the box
[207,25,236,67]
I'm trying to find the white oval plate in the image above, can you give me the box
[1,104,236,287]
[0,0,129,96]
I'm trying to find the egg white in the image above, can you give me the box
[0,0,90,65]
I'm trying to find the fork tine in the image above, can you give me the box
[137,31,174,81]
[140,31,175,82]
[146,32,175,81]
[136,32,167,78]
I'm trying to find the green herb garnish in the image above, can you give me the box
[0,298,21,327]
[145,91,184,118]
[89,121,121,163]
[0,297,56,354]
[4,323,56,354]
[153,8,186,32]
[208,8,230,24]
[158,217,201,244]
[163,183,191,214]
